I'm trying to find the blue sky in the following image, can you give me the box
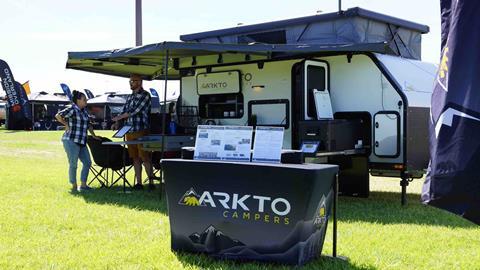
[1,0,440,95]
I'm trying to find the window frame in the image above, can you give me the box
[198,93,244,119]
[248,99,290,129]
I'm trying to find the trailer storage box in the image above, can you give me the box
[298,119,366,153]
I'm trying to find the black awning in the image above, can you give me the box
[66,41,390,80]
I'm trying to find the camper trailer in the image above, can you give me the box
[66,7,437,203]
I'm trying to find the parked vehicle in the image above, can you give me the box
[0,102,6,126]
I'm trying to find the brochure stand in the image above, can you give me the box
[313,89,334,119]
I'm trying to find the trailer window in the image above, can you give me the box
[199,93,244,119]
[248,99,289,129]
[307,66,326,118]
[238,30,287,44]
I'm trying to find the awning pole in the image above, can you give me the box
[104,105,107,129]
[135,0,142,46]
[160,50,169,199]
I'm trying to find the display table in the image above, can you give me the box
[162,159,339,265]
[102,135,194,151]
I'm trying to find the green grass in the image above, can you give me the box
[0,128,479,269]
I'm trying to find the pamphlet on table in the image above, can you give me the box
[194,125,253,161]
[252,126,284,163]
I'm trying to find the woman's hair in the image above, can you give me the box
[71,90,86,105]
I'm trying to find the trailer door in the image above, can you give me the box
[374,111,400,157]
[304,60,329,120]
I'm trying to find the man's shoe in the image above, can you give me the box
[133,183,144,190]
[148,183,156,191]
[78,186,93,192]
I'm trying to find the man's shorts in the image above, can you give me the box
[125,130,151,161]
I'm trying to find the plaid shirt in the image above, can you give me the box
[58,104,90,146]
[122,89,151,132]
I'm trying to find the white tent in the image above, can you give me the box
[87,94,126,129]
[28,91,70,104]
[87,94,126,105]
[27,92,69,131]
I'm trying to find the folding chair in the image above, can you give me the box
[147,150,181,184]
[87,136,134,188]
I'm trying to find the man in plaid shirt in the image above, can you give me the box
[112,74,153,190]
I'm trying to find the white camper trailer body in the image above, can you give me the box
[180,53,436,176]
[65,7,437,202]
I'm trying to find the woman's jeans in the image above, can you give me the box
[63,140,92,185]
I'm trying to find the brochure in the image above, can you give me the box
[252,126,284,163]
[194,125,253,161]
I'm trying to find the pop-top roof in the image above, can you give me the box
[65,7,431,79]
[180,7,429,60]
[181,7,429,41]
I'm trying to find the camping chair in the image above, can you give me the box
[143,150,181,199]
[146,150,181,186]
[144,151,182,198]
[87,136,133,188]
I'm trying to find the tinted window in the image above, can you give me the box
[248,99,289,128]
[306,66,326,118]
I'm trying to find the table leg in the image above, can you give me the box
[333,173,338,258]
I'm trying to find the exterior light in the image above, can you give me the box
[252,85,265,91]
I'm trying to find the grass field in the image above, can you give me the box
[0,128,479,269]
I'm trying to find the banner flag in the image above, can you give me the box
[0,59,27,130]
[84,89,94,99]
[60,83,72,100]
[422,0,480,225]
[15,81,31,120]
[149,88,160,110]
[22,81,31,95]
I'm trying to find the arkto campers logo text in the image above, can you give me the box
[179,187,291,225]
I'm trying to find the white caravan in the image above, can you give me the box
[66,7,437,203]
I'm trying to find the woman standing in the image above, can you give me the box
[56,90,99,192]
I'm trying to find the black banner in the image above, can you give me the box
[422,0,480,224]
[60,83,72,100]
[84,89,94,99]
[16,82,31,120]
[0,59,28,130]
[163,160,338,265]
